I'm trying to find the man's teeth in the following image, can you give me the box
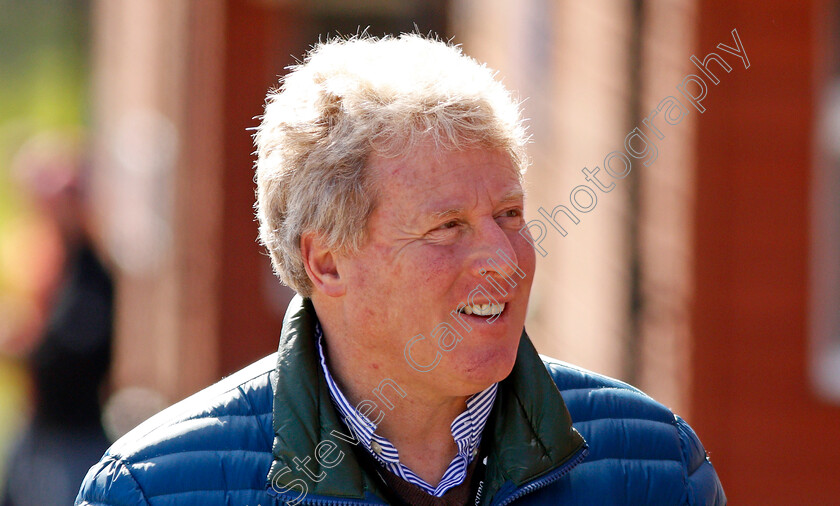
[461,303,505,316]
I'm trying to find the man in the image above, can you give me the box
[77,34,725,505]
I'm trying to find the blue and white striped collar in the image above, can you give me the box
[315,322,497,497]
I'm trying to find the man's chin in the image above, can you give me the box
[444,342,519,393]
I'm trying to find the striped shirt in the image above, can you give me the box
[315,323,497,497]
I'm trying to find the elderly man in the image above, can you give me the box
[77,35,725,505]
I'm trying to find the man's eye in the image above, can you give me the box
[438,220,459,230]
[501,209,522,218]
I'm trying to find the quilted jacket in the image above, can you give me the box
[77,296,725,505]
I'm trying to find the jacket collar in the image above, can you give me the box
[266,295,585,504]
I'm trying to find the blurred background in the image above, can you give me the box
[0,0,837,503]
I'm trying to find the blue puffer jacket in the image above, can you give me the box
[77,296,725,505]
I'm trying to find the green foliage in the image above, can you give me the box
[0,0,90,222]
[0,0,91,490]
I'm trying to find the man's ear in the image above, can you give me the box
[300,232,346,297]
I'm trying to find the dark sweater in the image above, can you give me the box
[353,442,484,506]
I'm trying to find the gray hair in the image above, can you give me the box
[254,34,529,296]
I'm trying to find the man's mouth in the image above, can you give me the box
[457,303,506,316]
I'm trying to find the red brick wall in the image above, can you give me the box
[217,0,303,376]
[690,1,840,502]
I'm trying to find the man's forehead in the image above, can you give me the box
[369,146,518,185]
[366,146,522,218]
[399,180,525,224]
[426,186,524,210]
[425,183,522,212]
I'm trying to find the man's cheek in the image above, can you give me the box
[423,261,452,285]
[512,235,537,280]
[400,247,460,291]
[348,252,393,287]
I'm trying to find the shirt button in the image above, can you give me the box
[371,441,383,455]
[471,448,479,458]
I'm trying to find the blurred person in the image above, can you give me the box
[1,132,113,506]
[77,35,724,505]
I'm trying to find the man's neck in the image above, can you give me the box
[319,323,469,485]
[376,394,465,485]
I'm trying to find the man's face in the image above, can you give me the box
[334,142,536,398]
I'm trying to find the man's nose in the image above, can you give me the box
[467,218,520,282]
